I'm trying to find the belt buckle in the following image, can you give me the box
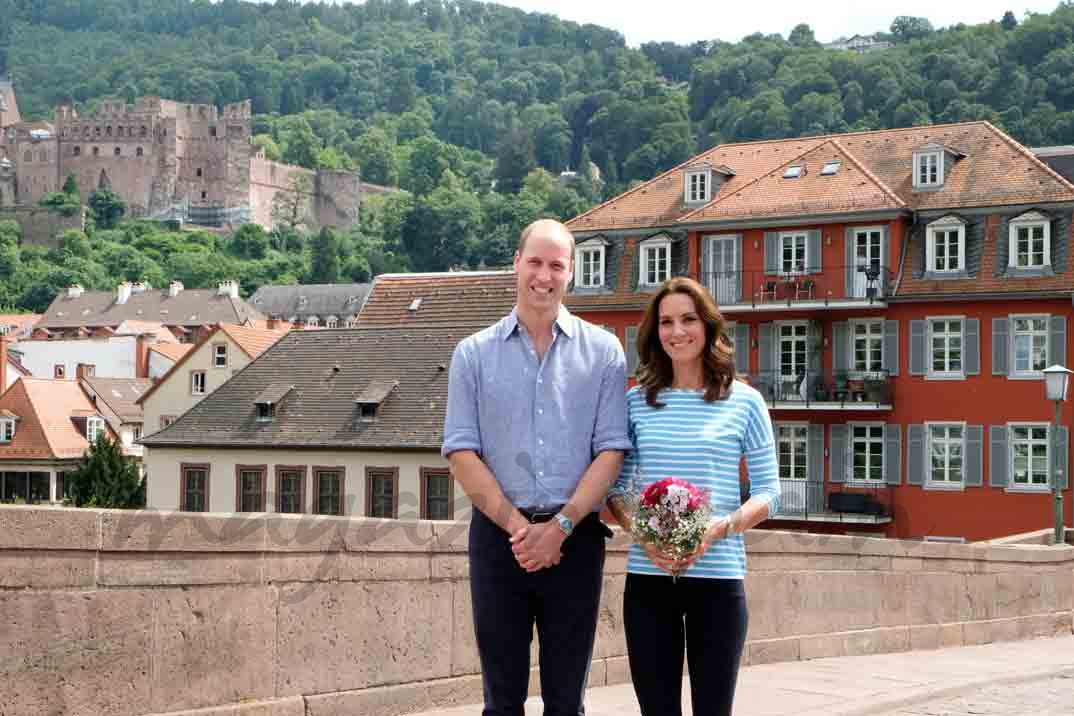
[528,511,556,524]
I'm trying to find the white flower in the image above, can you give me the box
[648,516,661,531]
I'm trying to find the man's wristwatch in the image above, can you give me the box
[555,513,574,537]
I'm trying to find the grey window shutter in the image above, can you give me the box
[808,321,822,375]
[733,234,744,303]
[832,322,849,372]
[907,425,925,486]
[625,326,639,376]
[1049,315,1067,367]
[989,425,1008,488]
[844,228,856,296]
[763,232,779,274]
[733,323,750,375]
[758,322,775,373]
[965,425,984,488]
[884,320,899,376]
[964,318,980,375]
[884,424,902,486]
[1057,425,1069,490]
[807,230,822,273]
[829,424,848,483]
[808,424,824,483]
[992,318,1010,376]
[909,320,926,376]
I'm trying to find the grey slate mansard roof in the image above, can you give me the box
[248,283,371,320]
[140,326,468,451]
[37,288,263,329]
[80,376,153,424]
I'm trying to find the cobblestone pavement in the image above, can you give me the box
[882,673,1074,716]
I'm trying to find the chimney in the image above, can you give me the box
[168,280,184,297]
[67,284,84,298]
[131,281,151,294]
[217,280,239,299]
[116,281,132,305]
[135,334,150,378]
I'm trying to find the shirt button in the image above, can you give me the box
[538,439,544,445]
[538,409,543,415]
[538,471,545,477]
[537,378,543,384]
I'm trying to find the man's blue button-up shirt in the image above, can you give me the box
[442,306,632,511]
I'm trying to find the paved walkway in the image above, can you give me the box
[414,635,1074,716]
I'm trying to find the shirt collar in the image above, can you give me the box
[502,306,575,341]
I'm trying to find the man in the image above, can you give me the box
[442,218,631,716]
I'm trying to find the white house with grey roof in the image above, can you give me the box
[248,283,370,329]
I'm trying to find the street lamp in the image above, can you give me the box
[1043,364,1072,545]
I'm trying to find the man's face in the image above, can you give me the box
[514,229,573,315]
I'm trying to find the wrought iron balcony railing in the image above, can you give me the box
[771,479,894,523]
[749,369,894,409]
[700,263,893,308]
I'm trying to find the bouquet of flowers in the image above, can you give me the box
[630,476,713,578]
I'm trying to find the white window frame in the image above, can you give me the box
[925,421,966,491]
[926,315,965,380]
[574,240,607,288]
[1008,422,1051,492]
[191,370,206,396]
[779,232,808,275]
[847,422,886,485]
[777,320,809,390]
[1008,213,1051,269]
[775,422,809,482]
[1010,313,1050,378]
[684,170,711,203]
[925,217,965,273]
[212,343,227,369]
[850,318,885,376]
[638,236,671,287]
[914,151,943,188]
[86,416,105,444]
[0,418,14,442]
[325,316,339,329]
[305,316,319,328]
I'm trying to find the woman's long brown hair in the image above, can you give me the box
[635,276,736,408]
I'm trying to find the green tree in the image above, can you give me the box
[281,118,321,169]
[494,128,537,194]
[349,128,398,186]
[229,224,269,260]
[251,133,282,161]
[309,226,341,283]
[88,189,126,229]
[890,16,934,43]
[788,23,817,47]
[271,173,313,233]
[64,433,145,508]
[1001,11,1018,31]
[61,173,80,197]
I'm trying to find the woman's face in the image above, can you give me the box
[657,292,707,366]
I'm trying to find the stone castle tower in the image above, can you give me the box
[0,84,361,233]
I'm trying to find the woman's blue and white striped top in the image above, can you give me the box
[610,382,779,580]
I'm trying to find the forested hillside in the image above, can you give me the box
[2,0,1074,311]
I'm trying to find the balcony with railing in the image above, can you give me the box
[749,369,894,410]
[768,479,894,524]
[700,263,892,312]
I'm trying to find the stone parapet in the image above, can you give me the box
[0,505,1071,715]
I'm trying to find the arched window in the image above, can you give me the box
[325,316,338,329]
[105,126,112,137]
[136,147,143,157]
[305,316,319,328]
[113,147,121,156]
[94,126,101,136]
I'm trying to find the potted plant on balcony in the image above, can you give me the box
[863,373,888,403]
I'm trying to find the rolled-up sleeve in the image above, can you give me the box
[441,340,483,458]
[607,406,636,501]
[742,390,780,513]
[591,349,632,456]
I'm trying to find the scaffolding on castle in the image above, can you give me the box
[145,198,251,229]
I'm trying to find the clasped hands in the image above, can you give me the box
[509,521,566,573]
[637,516,731,578]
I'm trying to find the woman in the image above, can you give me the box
[607,276,780,716]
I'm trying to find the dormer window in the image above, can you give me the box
[926,216,966,274]
[915,151,941,187]
[305,316,319,328]
[0,418,15,442]
[574,238,606,289]
[354,379,398,423]
[86,416,105,444]
[685,170,711,203]
[638,235,672,287]
[254,383,293,423]
[256,403,274,422]
[1009,212,1051,269]
[359,403,377,422]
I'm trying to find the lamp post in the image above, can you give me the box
[1043,365,1072,545]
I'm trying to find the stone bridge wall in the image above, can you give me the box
[0,506,1070,716]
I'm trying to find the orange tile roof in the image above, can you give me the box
[359,272,517,328]
[218,323,287,359]
[0,314,41,336]
[149,342,193,362]
[567,122,1074,232]
[0,378,107,460]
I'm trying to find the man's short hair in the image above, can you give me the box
[517,219,576,255]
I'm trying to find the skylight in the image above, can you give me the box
[820,160,841,176]
[783,165,804,179]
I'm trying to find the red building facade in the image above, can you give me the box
[566,122,1073,542]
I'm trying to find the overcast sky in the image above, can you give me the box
[490,0,1063,47]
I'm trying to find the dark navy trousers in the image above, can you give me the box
[468,509,608,716]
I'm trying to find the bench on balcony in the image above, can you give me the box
[829,492,884,516]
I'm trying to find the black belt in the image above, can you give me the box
[518,506,564,524]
